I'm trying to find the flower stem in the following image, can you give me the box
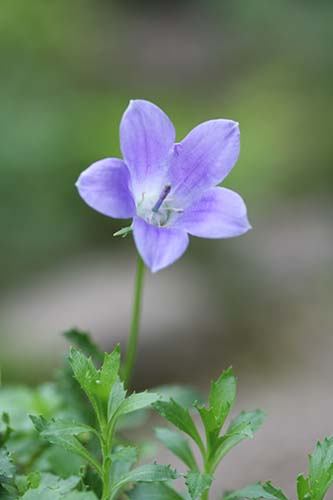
[122,254,145,388]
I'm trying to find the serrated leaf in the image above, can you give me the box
[64,329,103,363]
[97,348,121,400]
[209,410,266,472]
[128,482,185,500]
[115,392,160,418]
[0,448,15,483]
[297,474,310,500]
[119,463,179,483]
[110,463,180,500]
[30,416,101,476]
[195,404,217,434]
[209,368,236,428]
[153,400,203,450]
[155,427,197,470]
[185,471,213,499]
[31,416,96,438]
[305,436,333,500]
[262,482,290,500]
[228,410,266,436]
[224,482,288,500]
[20,473,81,499]
[108,378,127,421]
[69,346,120,421]
[68,349,100,410]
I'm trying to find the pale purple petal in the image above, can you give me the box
[120,100,175,194]
[133,217,189,272]
[76,158,136,219]
[168,120,240,205]
[173,187,251,238]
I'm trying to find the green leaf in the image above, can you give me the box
[195,369,237,452]
[118,463,179,484]
[224,482,288,500]
[228,410,266,436]
[297,474,310,500]
[155,427,197,470]
[0,413,12,447]
[185,471,213,499]
[115,392,160,418]
[113,225,133,237]
[153,400,203,450]
[68,346,120,420]
[110,463,180,500]
[97,349,121,400]
[0,385,62,433]
[30,416,102,476]
[128,482,185,500]
[20,473,81,499]
[108,378,127,421]
[109,445,138,485]
[209,368,237,429]
[19,472,98,499]
[68,348,100,409]
[195,404,217,434]
[0,448,15,484]
[64,329,103,363]
[30,416,96,437]
[303,436,333,500]
[209,410,266,471]
[262,482,290,500]
[34,446,85,478]
[110,446,138,464]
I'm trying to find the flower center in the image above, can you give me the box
[137,184,183,227]
[152,184,171,213]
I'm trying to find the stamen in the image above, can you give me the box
[152,184,171,213]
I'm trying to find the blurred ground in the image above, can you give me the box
[1,0,333,495]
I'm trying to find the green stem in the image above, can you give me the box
[122,254,145,388]
[201,445,211,500]
[101,437,111,500]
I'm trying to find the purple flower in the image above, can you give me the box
[76,100,251,272]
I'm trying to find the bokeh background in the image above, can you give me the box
[1,0,333,496]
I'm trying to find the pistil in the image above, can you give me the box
[152,184,171,213]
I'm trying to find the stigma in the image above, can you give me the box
[152,184,171,213]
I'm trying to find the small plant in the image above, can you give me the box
[0,332,264,499]
[0,100,331,499]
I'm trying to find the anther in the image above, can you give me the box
[152,184,171,213]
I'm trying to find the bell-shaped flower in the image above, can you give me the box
[76,100,251,272]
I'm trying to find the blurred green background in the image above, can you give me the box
[1,0,333,491]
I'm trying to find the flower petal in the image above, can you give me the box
[174,187,251,238]
[133,217,189,272]
[76,158,136,219]
[120,100,176,194]
[168,119,240,204]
